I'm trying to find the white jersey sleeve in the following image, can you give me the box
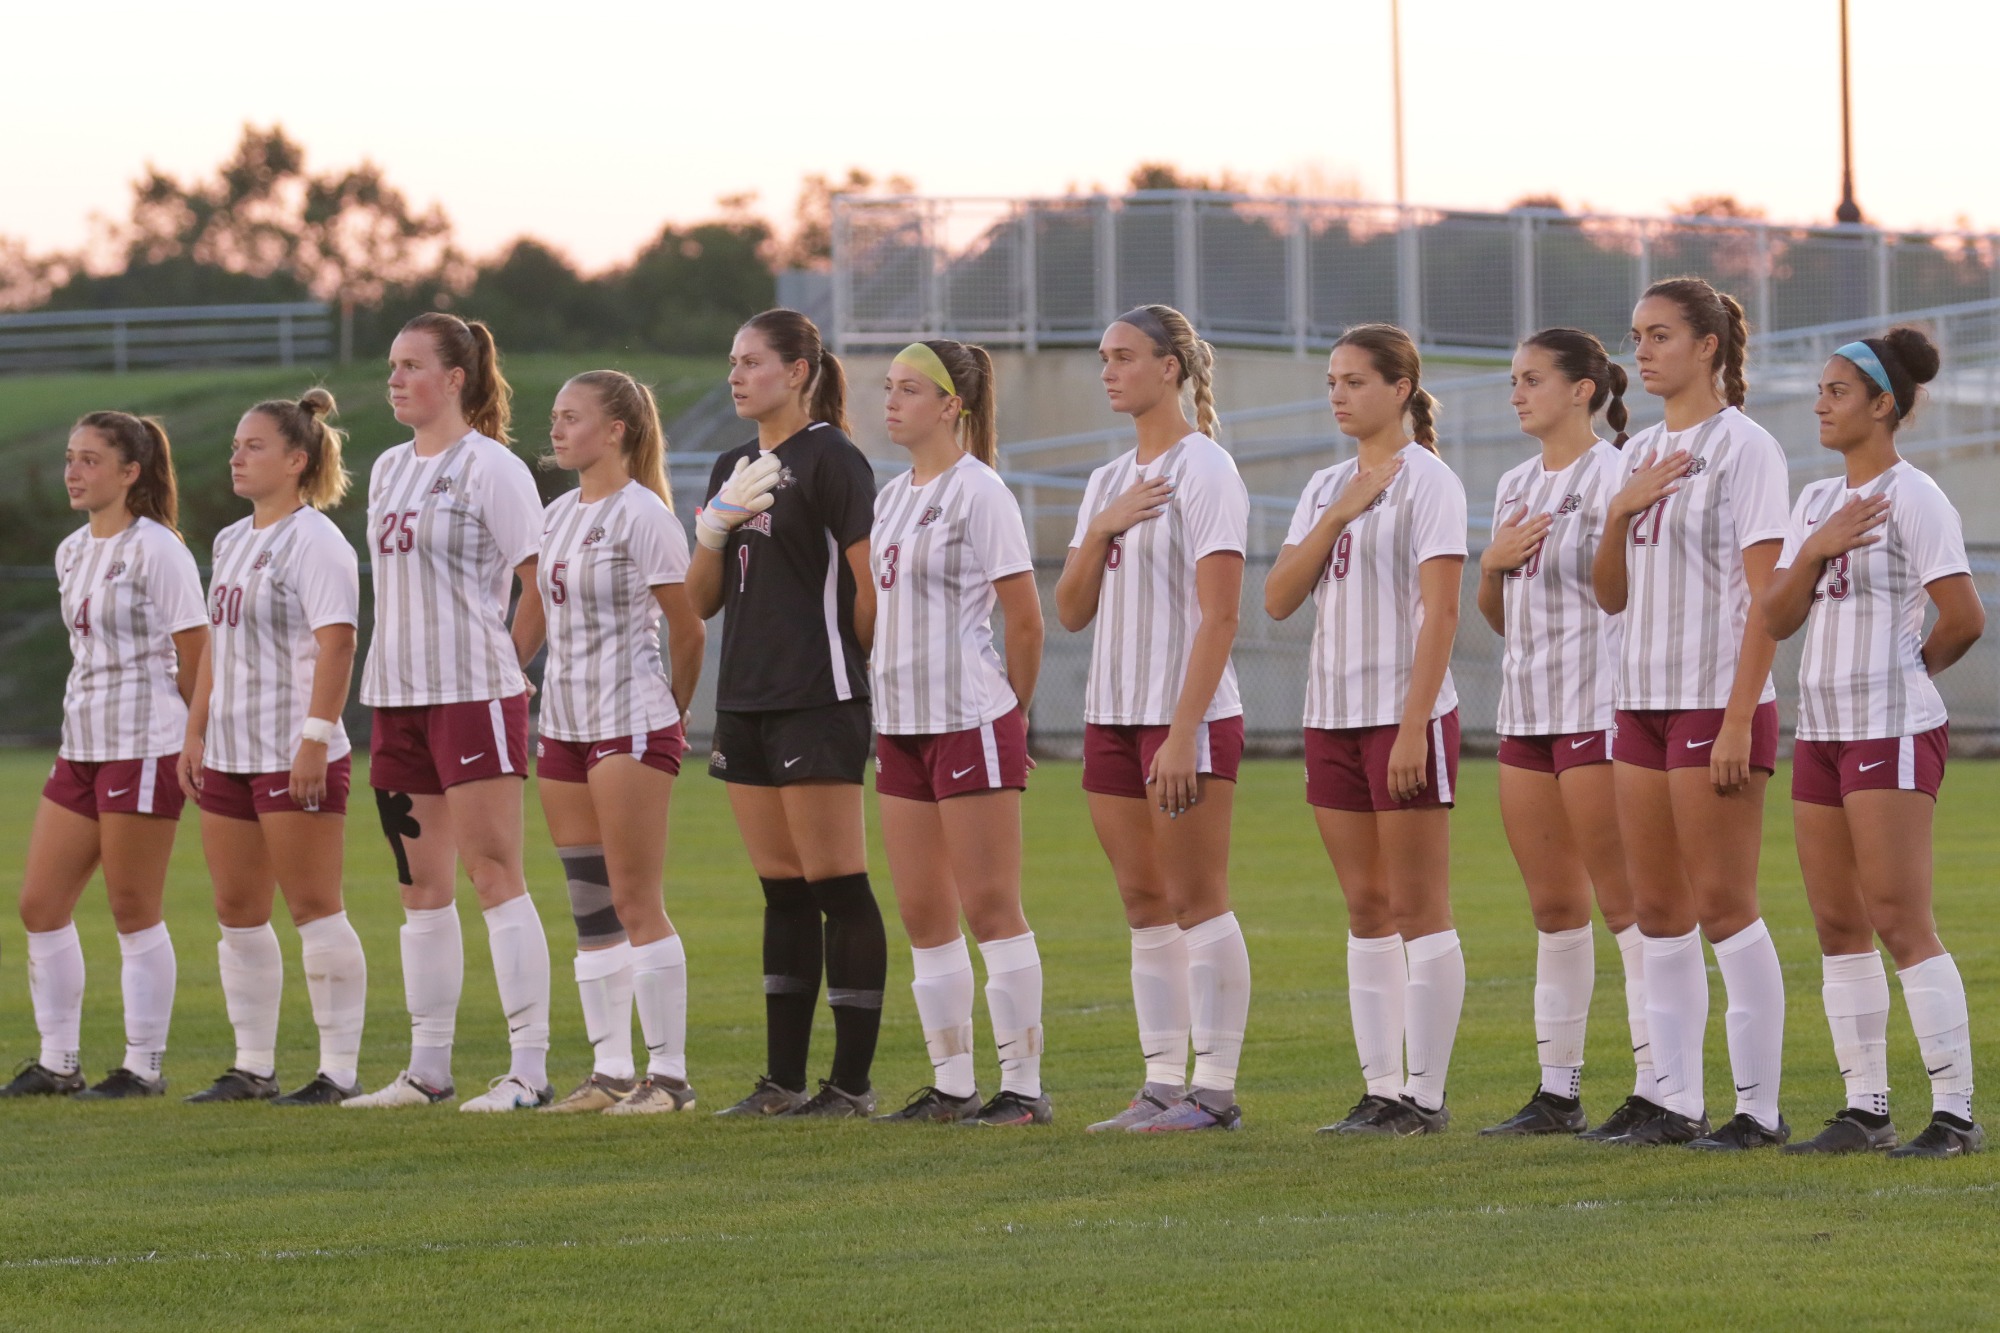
[56,517,205,762]
[1074,434,1244,726]
[536,481,687,743]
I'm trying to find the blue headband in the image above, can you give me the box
[1835,341,1899,414]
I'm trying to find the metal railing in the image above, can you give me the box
[831,192,2000,355]
[0,302,332,374]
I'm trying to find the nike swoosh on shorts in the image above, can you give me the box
[460,752,485,764]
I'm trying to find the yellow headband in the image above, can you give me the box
[894,343,968,416]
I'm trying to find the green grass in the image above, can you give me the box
[0,755,1996,1329]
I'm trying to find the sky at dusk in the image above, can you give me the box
[4,0,1990,271]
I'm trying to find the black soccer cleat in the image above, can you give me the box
[1319,1093,1401,1135]
[873,1086,982,1124]
[185,1067,280,1104]
[0,1060,85,1098]
[74,1067,166,1100]
[1480,1088,1587,1137]
[713,1075,809,1118]
[1687,1112,1790,1151]
[1577,1094,1666,1142]
[786,1080,878,1118]
[1888,1113,1985,1159]
[1783,1108,1898,1155]
[1605,1106,1710,1146]
[271,1072,363,1106]
[1347,1094,1450,1137]
[964,1089,1055,1127]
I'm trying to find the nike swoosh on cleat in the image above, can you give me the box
[1857,760,1886,772]
[950,766,977,780]
[106,787,131,798]
[1685,739,1714,749]
[460,753,485,764]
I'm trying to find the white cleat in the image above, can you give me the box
[458,1074,553,1113]
[341,1070,453,1108]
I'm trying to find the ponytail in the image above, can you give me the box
[1718,294,1748,409]
[907,339,1001,468]
[1521,326,1630,446]
[1407,389,1439,451]
[1111,304,1222,439]
[1331,323,1438,453]
[75,411,180,533]
[1643,277,1749,409]
[400,311,514,443]
[743,308,850,436]
[562,370,674,511]
[250,386,352,510]
[1604,364,1630,445]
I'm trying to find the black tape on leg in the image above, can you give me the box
[375,789,422,887]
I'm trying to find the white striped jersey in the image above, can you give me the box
[870,454,1034,735]
[55,516,207,761]
[1069,433,1247,726]
[1778,461,1967,741]
[359,431,542,708]
[1616,408,1790,711]
[1286,443,1467,730]
[204,508,358,773]
[537,480,690,742]
[1493,440,1624,735]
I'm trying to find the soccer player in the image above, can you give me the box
[0,413,206,1100]
[869,341,1050,1127]
[688,309,885,1119]
[1591,277,1792,1148]
[177,390,367,1106]
[1056,304,1252,1135]
[1763,328,1986,1158]
[1267,324,1467,1138]
[534,371,705,1116]
[343,313,555,1113]
[1475,330,1656,1140]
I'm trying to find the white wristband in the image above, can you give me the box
[300,717,337,746]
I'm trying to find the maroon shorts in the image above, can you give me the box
[1082,716,1245,799]
[1304,710,1461,812]
[876,707,1029,803]
[368,693,531,795]
[1498,726,1615,776]
[43,755,185,821]
[537,722,686,784]
[1793,727,1948,807]
[197,757,353,820]
[1613,701,1780,774]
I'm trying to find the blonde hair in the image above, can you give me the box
[560,370,673,511]
[1114,304,1219,438]
[909,339,999,467]
[1332,323,1439,453]
[249,387,351,510]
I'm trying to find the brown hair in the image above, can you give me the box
[1114,304,1220,438]
[1642,276,1748,409]
[910,339,999,468]
[400,311,513,443]
[248,387,351,510]
[1331,323,1439,452]
[1521,327,1630,446]
[73,411,180,531]
[1843,326,1942,429]
[741,308,849,434]
[562,370,674,511]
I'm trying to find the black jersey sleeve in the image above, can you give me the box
[815,434,879,550]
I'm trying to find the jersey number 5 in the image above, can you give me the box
[376,510,419,555]
[879,543,900,591]
[549,561,568,607]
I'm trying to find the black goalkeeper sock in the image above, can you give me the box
[760,876,821,1093]
[812,872,886,1094]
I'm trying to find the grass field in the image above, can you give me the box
[0,753,1996,1329]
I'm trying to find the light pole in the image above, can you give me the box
[1391,0,1407,206]
[1835,0,1863,224]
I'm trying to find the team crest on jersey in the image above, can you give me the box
[917,505,943,527]
[253,551,274,570]
[103,561,126,581]
[745,513,773,536]
[1365,489,1389,512]
[1683,456,1708,477]
[430,476,455,496]
[774,466,797,491]
[1557,494,1582,515]
[582,526,606,547]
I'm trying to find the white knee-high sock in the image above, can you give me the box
[1713,918,1785,1131]
[1644,929,1708,1120]
[1821,951,1889,1117]
[1403,929,1465,1112]
[401,905,461,1089]
[118,922,175,1079]
[1130,924,1191,1089]
[631,933,688,1080]
[297,911,366,1088]
[978,931,1044,1098]
[1347,933,1406,1098]
[1184,912,1251,1096]
[1899,952,1974,1121]
[574,943,636,1081]
[216,923,283,1077]
[1535,925,1594,1099]
[910,936,977,1098]
[26,924,85,1075]
[484,894,552,1089]
[1614,924,1657,1102]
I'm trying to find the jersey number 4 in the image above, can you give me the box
[376,510,420,555]
[72,596,90,638]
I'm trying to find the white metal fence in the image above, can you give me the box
[0,302,332,374]
[831,192,2000,355]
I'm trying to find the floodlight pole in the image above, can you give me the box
[1391,0,1407,206]
[1836,0,1863,224]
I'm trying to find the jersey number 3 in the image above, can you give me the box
[1816,554,1852,602]
[879,543,900,591]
